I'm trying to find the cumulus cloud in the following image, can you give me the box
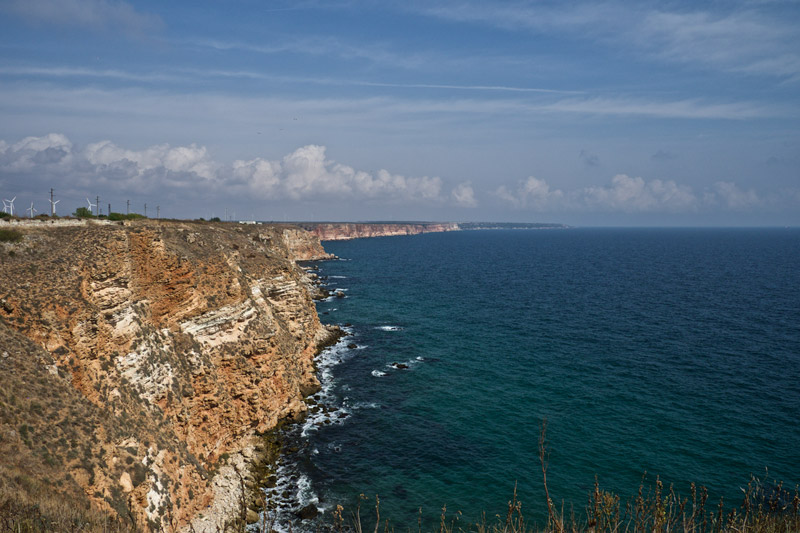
[495,174,697,212]
[712,181,762,209]
[581,174,697,212]
[495,177,564,210]
[0,133,444,205]
[235,145,442,201]
[85,140,217,179]
[451,182,477,207]
[1,133,74,172]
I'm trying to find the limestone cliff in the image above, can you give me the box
[301,222,460,241]
[280,227,336,260]
[0,220,337,532]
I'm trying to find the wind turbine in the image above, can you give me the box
[49,198,60,216]
[27,202,37,218]
[86,197,96,216]
[2,196,16,216]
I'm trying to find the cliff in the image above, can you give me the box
[301,222,460,241]
[280,227,336,260]
[0,220,338,531]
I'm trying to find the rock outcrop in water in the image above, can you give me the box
[300,222,460,241]
[0,219,338,531]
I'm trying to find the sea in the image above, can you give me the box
[263,228,800,530]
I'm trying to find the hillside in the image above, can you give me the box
[0,219,337,532]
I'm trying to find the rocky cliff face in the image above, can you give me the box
[0,220,337,531]
[280,227,336,260]
[305,222,460,241]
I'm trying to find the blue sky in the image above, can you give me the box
[0,0,798,225]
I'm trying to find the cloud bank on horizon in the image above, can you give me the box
[2,133,792,222]
[0,0,798,225]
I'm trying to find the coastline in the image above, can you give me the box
[293,221,569,242]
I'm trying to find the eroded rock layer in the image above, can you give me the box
[0,220,337,532]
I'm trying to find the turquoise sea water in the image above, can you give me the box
[271,228,800,529]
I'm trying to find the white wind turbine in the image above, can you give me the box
[2,196,16,216]
[27,202,37,218]
[86,197,96,216]
[49,198,60,216]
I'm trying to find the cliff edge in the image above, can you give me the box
[300,222,459,241]
[0,220,337,531]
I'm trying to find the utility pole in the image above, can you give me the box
[108,203,111,216]
[144,203,147,217]
[96,196,100,217]
[156,205,160,220]
[126,199,130,215]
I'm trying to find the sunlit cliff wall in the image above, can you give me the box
[0,220,337,531]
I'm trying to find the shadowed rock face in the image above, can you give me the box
[0,220,337,532]
[303,222,460,241]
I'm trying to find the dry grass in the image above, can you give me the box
[333,421,799,533]
[0,485,135,533]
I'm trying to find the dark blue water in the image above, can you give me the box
[282,228,800,528]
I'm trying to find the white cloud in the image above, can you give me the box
[0,133,444,205]
[267,145,441,201]
[85,140,217,180]
[1,0,162,35]
[637,9,800,79]
[581,174,698,212]
[189,37,430,70]
[1,133,74,172]
[451,182,477,207]
[495,177,564,210]
[712,181,763,209]
[419,2,800,80]
[232,158,281,195]
[544,97,776,120]
[495,174,697,212]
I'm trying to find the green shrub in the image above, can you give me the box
[0,228,22,242]
[108,212,147,221]
[73,207,93,218]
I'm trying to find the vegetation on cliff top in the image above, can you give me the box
[0,228,23,242]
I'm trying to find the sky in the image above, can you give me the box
[0,0,798,226]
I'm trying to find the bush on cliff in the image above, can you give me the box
[0,228,23,243]
[73,206,93,218]
[108,212,147,221]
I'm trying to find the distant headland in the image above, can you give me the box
[293,221,570,241]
